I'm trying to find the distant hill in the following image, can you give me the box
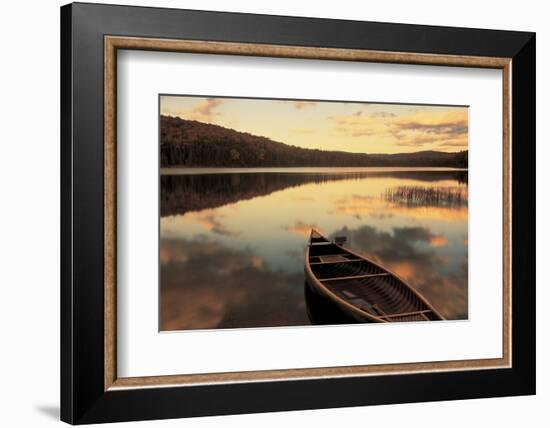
[160,116,468,168]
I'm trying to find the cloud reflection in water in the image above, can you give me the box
[330,225,467,319]
[160,238,308,331]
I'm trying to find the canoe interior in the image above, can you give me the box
[308,232,441,322]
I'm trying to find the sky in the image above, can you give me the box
[160,95,468,154]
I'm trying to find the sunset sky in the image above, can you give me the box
[160,95,468,154]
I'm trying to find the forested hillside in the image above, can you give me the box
[160,115,468,168]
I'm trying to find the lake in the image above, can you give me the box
[160,167,468,331]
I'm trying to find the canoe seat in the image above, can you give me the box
[318,255,349,264]
[309,254,362,265]
[322,273,390,282]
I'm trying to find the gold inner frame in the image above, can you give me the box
[104,35,512,391]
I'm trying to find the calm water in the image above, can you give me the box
[160,167,468,331]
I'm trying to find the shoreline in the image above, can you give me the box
[160,166,468,175]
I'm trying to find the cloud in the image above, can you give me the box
[429,235,449,247]
[334,125,379,138]
[330,193,468,222]
[285,222,321,237]
[329,225,437,266]
[292,101,317,109]
[194,98,224,116]
[331,108,468,151]
[393,110,467,135]
[183,210,239,237]
[172,98,225,122]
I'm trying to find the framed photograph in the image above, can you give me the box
[61,2,535,424]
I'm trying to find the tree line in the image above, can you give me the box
[160,115,468,168]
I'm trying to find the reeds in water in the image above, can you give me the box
[384,185,467,207]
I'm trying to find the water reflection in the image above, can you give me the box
[160,239,308,330]
[160,168,468,330]
[328,225,467,319]
[161,168,467,216]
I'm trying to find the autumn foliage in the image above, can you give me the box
[160,115,468,168]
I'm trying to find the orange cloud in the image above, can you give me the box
[429,235,450,247]
[183,210,239,237]
[285,222,321,237]
[331,194,468,222]
[174,98,225,122]
[389,261,416,279]
[194,98,223,115]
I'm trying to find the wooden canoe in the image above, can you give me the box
[304,229,445,323]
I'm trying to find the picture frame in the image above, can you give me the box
[61,2,535,424]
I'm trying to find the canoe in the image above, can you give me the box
[304,229,444,323]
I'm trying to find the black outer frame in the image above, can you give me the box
[60,2,535,424]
